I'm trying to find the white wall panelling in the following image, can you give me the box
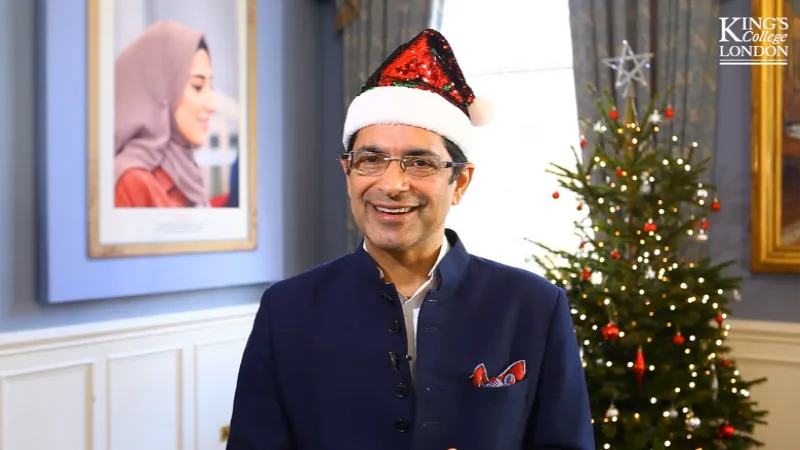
[726,318,800,449]
[0,303,257,450]
[0,308,795,449]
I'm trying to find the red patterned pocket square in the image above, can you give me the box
[470,360,526,387]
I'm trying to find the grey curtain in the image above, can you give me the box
[568,0,721,173]
[336,0,445,252]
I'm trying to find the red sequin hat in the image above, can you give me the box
[342,29,493,158]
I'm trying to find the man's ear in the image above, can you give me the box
[340,156,353,198]
[451,163,474,206]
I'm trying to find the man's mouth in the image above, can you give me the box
[371,204,419,217]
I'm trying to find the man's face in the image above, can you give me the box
[342,124,473,253]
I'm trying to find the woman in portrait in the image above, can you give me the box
[114,21,216,208]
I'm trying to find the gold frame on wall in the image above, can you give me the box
[751,0,800,272]
[86,0,258,258]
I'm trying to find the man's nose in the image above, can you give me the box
[376,160,410,197]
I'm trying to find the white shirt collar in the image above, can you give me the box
[364,234,450,279]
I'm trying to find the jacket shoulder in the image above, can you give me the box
[259,252,359,304]
[469,255,564,306]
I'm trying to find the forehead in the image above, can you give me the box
[190,49,211,71]
[353,124,448,156]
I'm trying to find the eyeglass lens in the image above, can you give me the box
[351,152,442,177]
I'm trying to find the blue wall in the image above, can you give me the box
[714,0,800,322]
[0,0,347,331]
[2,0,794,331]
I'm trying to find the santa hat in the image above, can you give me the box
[342,29,493,159]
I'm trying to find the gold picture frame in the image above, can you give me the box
[751,0,800,272]
[86,0,258,258]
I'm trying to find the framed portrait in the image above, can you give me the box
[36,0,286,304]
[751,0,800,272]
[87,0,257,258]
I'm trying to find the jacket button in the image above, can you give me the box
[388,319,401,333]
[394,382,409,398]
[394,419,411,433]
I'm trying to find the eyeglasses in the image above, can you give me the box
[340,150,466,178]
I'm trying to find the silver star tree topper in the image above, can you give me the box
[601,40,653,98]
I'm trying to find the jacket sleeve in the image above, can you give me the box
[227,289,294,450]
[525,288,595,449]
[115,169,156,208]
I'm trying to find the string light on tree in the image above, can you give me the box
[529,42,768,449]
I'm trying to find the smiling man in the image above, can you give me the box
[226,29,594,450]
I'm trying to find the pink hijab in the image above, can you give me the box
[114,21,209,207]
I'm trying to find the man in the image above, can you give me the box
[227,29,594,450]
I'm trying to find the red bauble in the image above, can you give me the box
[581,269,591,280]
[602,323,620,340]
[673,332,685,346]
[711,199,721,211]
[644,221,657,232]
[552,191,560,199]
[577,204,583,211]
[609,109,619,120]
[634,347,646,387]
[718,424,736,438]
[716,313,724,325]
[699,219,710,230]
[615,168,624,177]
[610,250,621,260]
[664,107,674,118]
[578,241,585,249]
[721,358,732,367]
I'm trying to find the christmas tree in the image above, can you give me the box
[530,81,769,447]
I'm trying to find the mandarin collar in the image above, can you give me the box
[354,228,469,296]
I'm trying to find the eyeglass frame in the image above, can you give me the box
[338,149,468,178]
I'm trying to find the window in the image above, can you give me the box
[440,1,585,272]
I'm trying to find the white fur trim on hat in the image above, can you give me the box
[342,85,475,158]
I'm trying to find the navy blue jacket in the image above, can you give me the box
[227,229,594,450]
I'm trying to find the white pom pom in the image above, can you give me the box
[468,96,494,126]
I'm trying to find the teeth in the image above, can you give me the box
[375,206,413,214]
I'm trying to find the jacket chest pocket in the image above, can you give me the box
[449,380,531,450]
[459,378,531,407]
